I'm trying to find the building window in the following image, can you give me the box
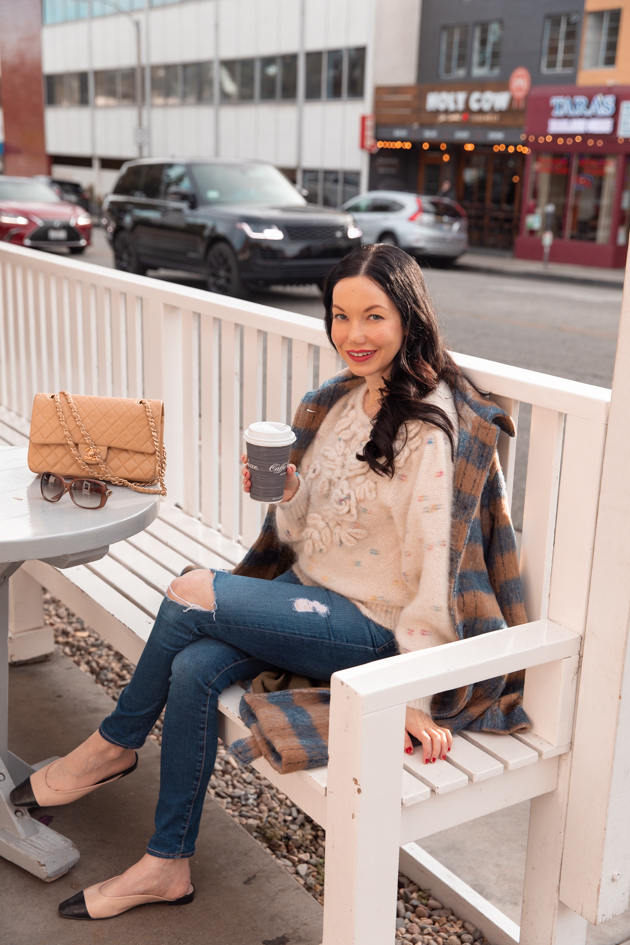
[306,52,323,99]
[346,48,366,98]
[582,9,621,69]
[305,48,366,101]
[541,13,580,73]
[260,57,279,100]
[326,50,344,99]
[280,54,298,100]
[472,21,502,77]
[440,25,469,78]
[42,0,143,24]
[151,62,213,105]
[45,72,89,106]
[94,69,139,106]
[526,153,572,239]
[569,155,617,242]
[302,169,360,206]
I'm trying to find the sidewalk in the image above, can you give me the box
[455,249,625,289]
[4,651,323,945]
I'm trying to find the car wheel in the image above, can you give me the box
[113,230,147,275]
[205,242,247,297]
[69,246,86,255]
[378,232,398,246]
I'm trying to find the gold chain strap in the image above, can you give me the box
[53,391,167,496]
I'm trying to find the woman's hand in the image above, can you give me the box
[404,706,453,764]
[240,454,300,503]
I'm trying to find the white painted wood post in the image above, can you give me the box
[323,674,406,945]
[559,246,630,925]
[519,407,607,945]
[8,570,53,664]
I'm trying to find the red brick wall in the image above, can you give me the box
[0,0,49,176]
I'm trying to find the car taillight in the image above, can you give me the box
[408,198,423,222]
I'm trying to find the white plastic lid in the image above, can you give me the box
[243,421,296,448]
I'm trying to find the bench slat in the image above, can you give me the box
[125,530,191,576]
[460,732,539,770]
[86,556,164,619]
[146,519,233,571]
[513,731,571,760]
[108,541,174,596]
[446,734,504,782]
[403,751,469,795]
[159,504,246,567]
[402,770,431,806]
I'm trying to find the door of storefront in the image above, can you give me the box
[459,147,524,250]
[417,152,449,195]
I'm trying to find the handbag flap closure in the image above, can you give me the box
[30,393,164,454]
[78,443,109,464]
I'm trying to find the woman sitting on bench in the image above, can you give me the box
[11,243,528,920]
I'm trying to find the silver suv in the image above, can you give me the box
[341,190,468,265]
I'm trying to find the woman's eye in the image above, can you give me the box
[333,312,347,320]
[368,313,384,320]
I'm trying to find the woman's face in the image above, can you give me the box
[330,275,405,382]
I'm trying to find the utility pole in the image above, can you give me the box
[90,0,146,158]
[296,0,306,189]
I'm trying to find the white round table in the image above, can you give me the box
[0,446,159,881]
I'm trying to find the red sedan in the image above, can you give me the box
[0,177,92,254]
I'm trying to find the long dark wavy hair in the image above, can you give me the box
[323,244,461,479]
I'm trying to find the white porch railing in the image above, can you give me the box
[0,240,610,628]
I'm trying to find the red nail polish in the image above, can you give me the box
[448,747,451,752]
[424,759,428,765]
[405,746,413,754]
[442,755,447,761]
[432,757,436,763]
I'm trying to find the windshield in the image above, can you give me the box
[190,163,305,207]
[0,181,61,203]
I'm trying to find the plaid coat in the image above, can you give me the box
[234,369,530,734]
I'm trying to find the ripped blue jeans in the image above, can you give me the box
[99,568,397,858]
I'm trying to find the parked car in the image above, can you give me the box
[340,190,468,265]
[0,177,92,254]
[102,158,362,295]
[34,176,91,212]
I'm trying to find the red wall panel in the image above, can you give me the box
[0,0,48,176]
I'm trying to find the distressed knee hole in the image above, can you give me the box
[291,597,329,617]
[166,571,217,616]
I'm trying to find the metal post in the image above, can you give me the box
[90,0,145,157]
[134,16,143,157]
[296,0,306,189]
[213,0,220,157]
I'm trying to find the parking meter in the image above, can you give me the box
[542,202,555,267]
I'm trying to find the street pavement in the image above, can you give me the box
[74,227,623,391]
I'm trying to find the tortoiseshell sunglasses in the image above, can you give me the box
[40,471,112,509]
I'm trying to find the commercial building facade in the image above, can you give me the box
[7,0,387,202]
[516,3,630,267]
[373,0,584,250]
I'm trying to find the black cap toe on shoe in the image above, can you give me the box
[59,891,92,920]
[9,777,38,809]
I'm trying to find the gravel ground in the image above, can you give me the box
[44,592,491,943]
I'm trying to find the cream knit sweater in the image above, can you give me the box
[276,380,458,710]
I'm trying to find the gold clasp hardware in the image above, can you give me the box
[84,446,100,464]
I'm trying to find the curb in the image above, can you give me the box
[453,260,624,290]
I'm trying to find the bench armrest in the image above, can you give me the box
[332,619,580,714]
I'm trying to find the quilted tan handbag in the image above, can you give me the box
[28,391,167,496]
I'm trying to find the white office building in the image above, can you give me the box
[40,0,420,203]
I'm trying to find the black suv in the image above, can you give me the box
[102,158,362,295]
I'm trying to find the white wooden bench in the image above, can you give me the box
[2,240,629,945]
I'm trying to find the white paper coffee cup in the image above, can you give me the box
[243,422,297,502]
